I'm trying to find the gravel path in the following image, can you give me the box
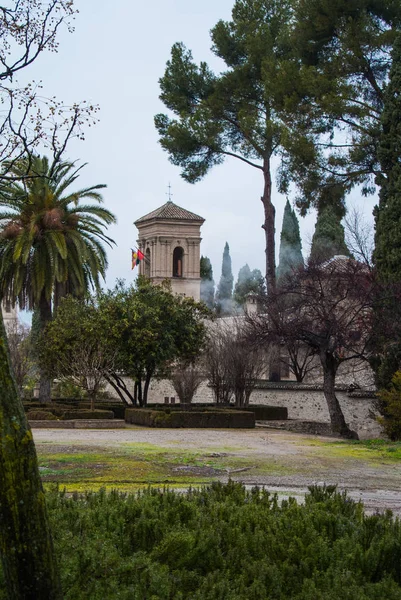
[33,427,401,514]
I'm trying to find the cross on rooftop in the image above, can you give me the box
[166,182,173,202]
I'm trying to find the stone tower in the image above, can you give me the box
[134,200,205,301]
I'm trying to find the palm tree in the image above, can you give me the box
[0,155,116,401]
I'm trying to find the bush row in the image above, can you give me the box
[28,409,114,421]
[1,484,400,599]
[125,408,255,428]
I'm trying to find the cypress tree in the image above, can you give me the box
[277,199,304,280]
[372,35,401,388]
[310,205,350,264]
[217,242,234,313]
[234,265,265,307]
[374,35,401,284]
[200,256,215,309]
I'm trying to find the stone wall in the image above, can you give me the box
[106,378,382,439]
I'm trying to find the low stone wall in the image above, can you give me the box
[105,378,382,439]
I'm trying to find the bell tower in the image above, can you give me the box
[134,200,205,301]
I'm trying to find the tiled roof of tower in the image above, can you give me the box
[134,201,204,224]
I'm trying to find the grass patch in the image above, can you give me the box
[36,443,293,492]
[302,438,401,463]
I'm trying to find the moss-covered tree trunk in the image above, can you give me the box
[0,316,61,599]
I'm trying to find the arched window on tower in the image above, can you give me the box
[145,248,151,278]
[173,246,184,278]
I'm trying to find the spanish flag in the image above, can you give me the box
[131,249,145,269]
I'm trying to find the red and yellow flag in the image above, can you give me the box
[131,249,145,270]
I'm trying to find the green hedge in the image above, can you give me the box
[125,408,255,428]
[27,410,58,421]
[62,410,114,420]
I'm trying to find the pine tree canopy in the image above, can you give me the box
[310,205,351,264]
[277,199,304,280]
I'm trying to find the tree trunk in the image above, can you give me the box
[0,315,61,599]
[261,159,276,292]
[38,293,52,404]
[321,352,358,439]
[143,371,152,406]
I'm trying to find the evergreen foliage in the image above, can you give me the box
[374,35,401,284]
[277,199,304,280]
[155,0,314,289]
[370,37,401,391]
[288,1,401,213]
[200,256,215,309]
[41,279,208,406]
[377,371,401,441]
[217,243,234,313]
[1,484,400,599]
[233,264,265,307]
[310,205,351,264]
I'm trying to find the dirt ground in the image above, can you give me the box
[33,426,401,514]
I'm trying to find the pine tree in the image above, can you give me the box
[310,205,350,264]
[217,242,234,314]
[234,265,265,307]
[277,200,304,280]
[200,256,215,309]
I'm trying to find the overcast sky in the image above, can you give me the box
[22,0,377,291]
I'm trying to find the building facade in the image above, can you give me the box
[134,200,204,301]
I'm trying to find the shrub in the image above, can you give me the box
[27,410,58,421]
[125,408,254,428]
[377,371,401,440]
[1,484,400,599]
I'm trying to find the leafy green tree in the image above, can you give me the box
[155,0,311,290]
[0,155,116,401]
[276,199,304,280]
[200,255,215,309]
[233,264,265,307]
[217,242,234,314]
[39,296,116,410]
[97,279,208,405]
[310,205,351,264]
[286,0,401,212]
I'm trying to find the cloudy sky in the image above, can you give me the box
[23,0,377,291]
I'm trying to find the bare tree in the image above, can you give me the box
[344,207,374,268]
[204,325,233,405]
[5,318,33,395]
[52,344,117,411]
[170,361,204,405]
[253,259,376,438]
[205,319,265,408]
[0,1,98,181]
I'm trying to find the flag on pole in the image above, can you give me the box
[131,248,145,270]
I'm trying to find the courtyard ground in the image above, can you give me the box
[33,426,401,514]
